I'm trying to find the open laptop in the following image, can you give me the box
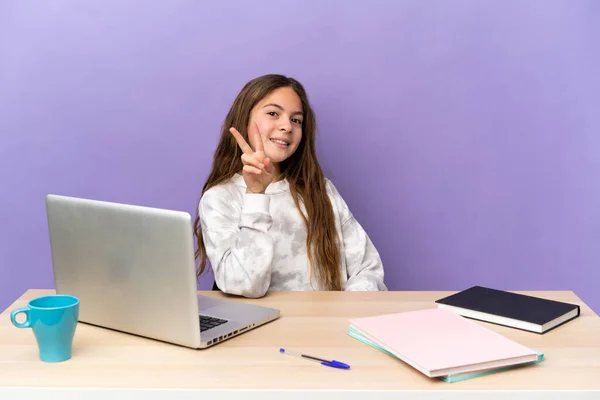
[45,194,280,349]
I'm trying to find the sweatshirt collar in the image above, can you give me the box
[231,173,290,194]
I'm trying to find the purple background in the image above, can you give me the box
[1,1,599,313]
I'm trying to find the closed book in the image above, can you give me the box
[347,327,545,383]
[348,308,539,378]
[435,286,580,334]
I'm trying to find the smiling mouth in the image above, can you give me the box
[270,138,290,146]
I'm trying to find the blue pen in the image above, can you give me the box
[280,348,350,369]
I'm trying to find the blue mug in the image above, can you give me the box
[10,294,80,362]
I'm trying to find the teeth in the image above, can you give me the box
[270,139,288,145]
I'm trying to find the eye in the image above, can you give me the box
[267,111,278,117]
[292,118,303,125]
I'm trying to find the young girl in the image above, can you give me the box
[194,74,386,298]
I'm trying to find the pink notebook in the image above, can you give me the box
[349,308,539,377]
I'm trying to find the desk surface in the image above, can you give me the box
[1,289,599,395]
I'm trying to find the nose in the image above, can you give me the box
[279,119,292,133]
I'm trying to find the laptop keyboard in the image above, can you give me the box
[199,315,228,332]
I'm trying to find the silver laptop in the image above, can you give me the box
[45,194,280,349]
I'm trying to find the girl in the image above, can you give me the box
[194,74,386,298]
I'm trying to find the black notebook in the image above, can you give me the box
[435,286,580,334]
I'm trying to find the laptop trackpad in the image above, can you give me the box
[198,295,275,321]
[197,295,228,312]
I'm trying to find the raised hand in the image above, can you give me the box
[230,124,275,194]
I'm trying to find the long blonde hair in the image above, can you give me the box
[194,74,342,290]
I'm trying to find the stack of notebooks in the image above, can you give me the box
[347,286,580,383]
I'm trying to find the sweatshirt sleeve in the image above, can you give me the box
[341,216,387,291]
[326,181,387,291]
[198,187,275,298]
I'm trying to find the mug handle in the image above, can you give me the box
[10,307,32,328]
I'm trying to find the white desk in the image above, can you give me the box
[1,289,599,399]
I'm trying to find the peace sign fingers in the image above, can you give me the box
[229,127,253,155]
[228,124,274,194]
[248,123,264,153]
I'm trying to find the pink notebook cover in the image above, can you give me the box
[349,308,538,377]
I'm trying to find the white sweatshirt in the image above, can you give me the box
[198,173,387,298]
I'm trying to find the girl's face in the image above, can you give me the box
[247,87,303,165]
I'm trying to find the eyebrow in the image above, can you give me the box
[262,103,303,116]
